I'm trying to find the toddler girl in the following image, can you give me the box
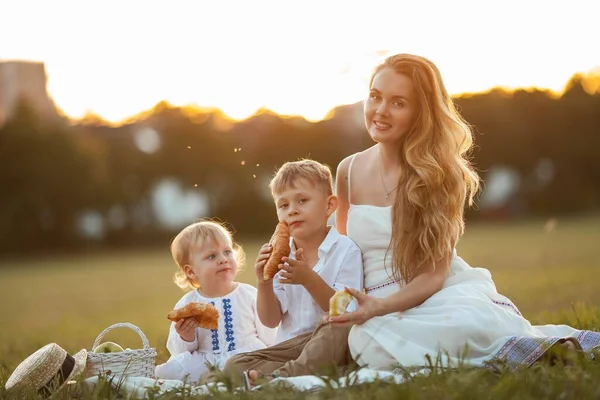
[155,220,277,384]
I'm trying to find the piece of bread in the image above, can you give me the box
[329,289,354,316]
[167,302,219,330]
[263,221,291,280]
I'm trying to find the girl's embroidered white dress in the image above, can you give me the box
[155,283,277,383]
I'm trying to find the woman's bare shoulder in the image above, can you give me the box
[337,146,377,176]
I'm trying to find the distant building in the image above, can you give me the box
[0,60,59,126]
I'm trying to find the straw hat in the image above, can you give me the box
[5,343,87,398]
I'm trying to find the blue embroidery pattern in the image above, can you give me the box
[223,298,236,351]
[491,299,523,316]
[576,330,600,353]
[366,279,399,294]
[490,329,600,369]
[210,301,220,352]
[492,335,560,369]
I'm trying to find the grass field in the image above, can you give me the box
[1,214,599,399]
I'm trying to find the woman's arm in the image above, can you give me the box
[374,255,450,316]
[335,156,353,235]
[328,254,451,325]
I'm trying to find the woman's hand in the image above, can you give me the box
[324,287,383,326]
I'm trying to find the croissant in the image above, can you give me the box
[263,221,291,280]
[329,289,354,316]
[167,302,219,330]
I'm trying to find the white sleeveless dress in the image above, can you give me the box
[344,154,600,370]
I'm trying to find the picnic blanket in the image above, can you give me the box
[83,368,419,398]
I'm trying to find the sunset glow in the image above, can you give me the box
[1,0,598,123]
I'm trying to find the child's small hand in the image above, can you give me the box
[175,318,199,342]
[279,248,314,285]
[255,243,273,282]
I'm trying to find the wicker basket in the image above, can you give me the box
[86,322,157,379]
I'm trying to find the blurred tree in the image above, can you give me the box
[1,73,599,256]
[0,101,108,253]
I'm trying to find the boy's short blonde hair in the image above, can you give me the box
[171,220,245,291]
[269,159,334,197]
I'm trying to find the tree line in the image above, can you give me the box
[0,74,598,255]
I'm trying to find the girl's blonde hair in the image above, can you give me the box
[171,220,245,291]
[372,54,480,284]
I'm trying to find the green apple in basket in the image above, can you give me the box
[93,341,124,353]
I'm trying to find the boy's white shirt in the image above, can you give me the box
[273,225,364,343]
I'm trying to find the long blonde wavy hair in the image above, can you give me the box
[373,54,481,284]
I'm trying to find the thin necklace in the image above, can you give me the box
[378,148,399,200]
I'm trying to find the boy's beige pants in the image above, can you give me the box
[204,322,356,385]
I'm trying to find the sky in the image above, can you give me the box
[1,0,598,122]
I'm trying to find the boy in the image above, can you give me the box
[221,159,364,386]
